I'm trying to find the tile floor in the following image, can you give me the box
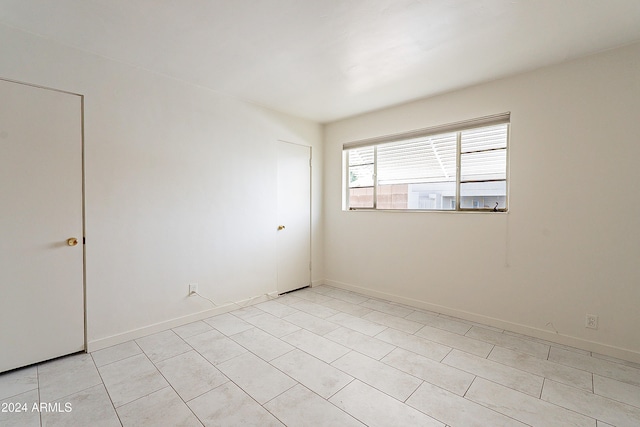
[2,285,640,426]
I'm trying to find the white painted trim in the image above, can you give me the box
[87,292,278,352]
[321,279,640,364]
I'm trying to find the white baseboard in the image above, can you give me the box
[87,291,278,353]
[321,279,640,365]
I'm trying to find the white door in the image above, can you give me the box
[276,141,311,294]
[0,79,84,373]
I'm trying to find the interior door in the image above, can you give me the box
[0,79,84,373]
[276,141,311,294]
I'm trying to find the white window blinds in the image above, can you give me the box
[460,124,508,182]
[377,133,457,185]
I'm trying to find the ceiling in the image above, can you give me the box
[1,0,640,123]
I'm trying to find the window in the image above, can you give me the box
[344,113,509,211]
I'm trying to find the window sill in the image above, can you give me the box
[345,208,508,214]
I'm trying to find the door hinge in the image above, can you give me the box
[83,237,86,244]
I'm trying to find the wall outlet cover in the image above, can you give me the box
[585,314,598,329]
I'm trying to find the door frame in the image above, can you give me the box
[1,77,87,353]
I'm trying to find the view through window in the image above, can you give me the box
[345,114,509,211]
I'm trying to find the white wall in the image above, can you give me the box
[0,24,323,350]
[323,43,640,362]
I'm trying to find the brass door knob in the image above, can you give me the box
[277,225,285,230]
[67,237,79,246]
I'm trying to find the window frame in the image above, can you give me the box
[343,113,510,213]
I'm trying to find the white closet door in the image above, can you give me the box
[276,141,311,294]
[0,79,84,373]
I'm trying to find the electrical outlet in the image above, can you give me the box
[189,283,198,296]
[585,314,598,329]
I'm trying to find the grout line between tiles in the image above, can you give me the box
[89,355,123,426]
[463,375,477,397]
[36,364,42,427]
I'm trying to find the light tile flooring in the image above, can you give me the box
[2,285,640,426]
